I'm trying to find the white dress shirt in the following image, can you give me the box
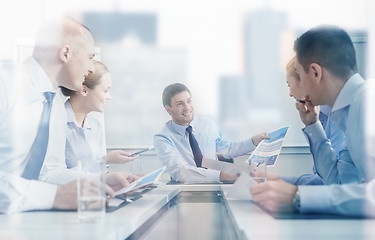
[154,116,255,183]
[0,57,59,213]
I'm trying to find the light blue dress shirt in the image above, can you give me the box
[299,74,375,216]
[302,74,366,184]
[154,116,255,183]
[65,101,106,169]
[281,105,345,185]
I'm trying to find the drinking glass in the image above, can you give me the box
[77,159,106,223]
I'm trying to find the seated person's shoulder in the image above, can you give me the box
[0,62,26,86]
[194,116,219,130]
[154,120,174,139]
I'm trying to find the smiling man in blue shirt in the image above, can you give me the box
[251,25,375,217]
[154,83,269,184]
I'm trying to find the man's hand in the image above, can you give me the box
[250,179,297,212]
[103,150,138,164]
[53,181,78,210]
[220,171,239,182]
[252,132,270,146]
[105,172,139,192]
[251,170,280,180]
[295,99,319,126]
[52,180,118,210]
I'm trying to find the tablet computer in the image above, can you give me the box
[115,166,166,196]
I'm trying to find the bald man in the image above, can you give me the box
[0,17,136,214]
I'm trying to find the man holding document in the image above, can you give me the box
[154,83,269,183]
[251,26,375,217]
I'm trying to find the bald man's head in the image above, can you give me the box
[33,16,91,55]
[32,16,96,91]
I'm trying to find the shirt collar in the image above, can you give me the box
[332,73,365,112]
[65,101,76,124]
[319,105,331,116]
[170,118,197,136]
[23,56,55,93]
[65,100,92,130]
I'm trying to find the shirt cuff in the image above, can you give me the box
[299,185,331,213]
[280,176,297,185]
[244,137,256,152]
[302,122,327,144]
[23,180,57,211]
[205,169,221,183]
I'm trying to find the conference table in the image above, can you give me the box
[0,183,374,240]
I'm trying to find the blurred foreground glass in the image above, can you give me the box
[130,158,141,175]
[249,157,267,183]
[77,159,106,223]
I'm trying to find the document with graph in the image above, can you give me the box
[245,126,289,166]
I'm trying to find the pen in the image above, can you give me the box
[129,148,150,157]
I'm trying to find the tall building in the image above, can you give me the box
[243,9,287,109]
[83,12,157,44]
[218,75,248,139]
[219,8,288,141]
[101,44,187,147]
[81,12,187,147]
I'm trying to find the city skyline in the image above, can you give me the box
[1,0,373,146]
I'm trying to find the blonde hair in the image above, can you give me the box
[84,60,109,89]
[286,56,300,81]
[60,60,109,96]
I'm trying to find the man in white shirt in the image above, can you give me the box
[0,17,136,214]
[154,83,268,183]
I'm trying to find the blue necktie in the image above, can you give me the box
[22,92,55,180]
[186,126,203,167]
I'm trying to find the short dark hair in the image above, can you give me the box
[295,25,357,80]
[162,83,191,107]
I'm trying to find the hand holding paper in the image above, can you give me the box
[246,126,289,166]
[225,173,258,200]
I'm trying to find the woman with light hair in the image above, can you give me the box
[265,56,345,185]
[62,60,139,168]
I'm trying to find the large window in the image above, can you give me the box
[1,0,372,147]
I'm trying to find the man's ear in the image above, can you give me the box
[309,63,323,84]
[164,105,172,115]
[59,45,71,63]
[80,85,88,97]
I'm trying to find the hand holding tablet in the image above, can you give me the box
[115,166,166,196]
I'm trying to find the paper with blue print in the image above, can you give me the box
[245,126,289,166]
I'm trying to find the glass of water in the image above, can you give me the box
[249,156,267,183]
[77,159,106,223]
[130,158,142,175]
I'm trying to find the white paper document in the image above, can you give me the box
[201,157,249,174]
[115,166,166,196]
[225,173,258,200]
[246,126,289,166]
